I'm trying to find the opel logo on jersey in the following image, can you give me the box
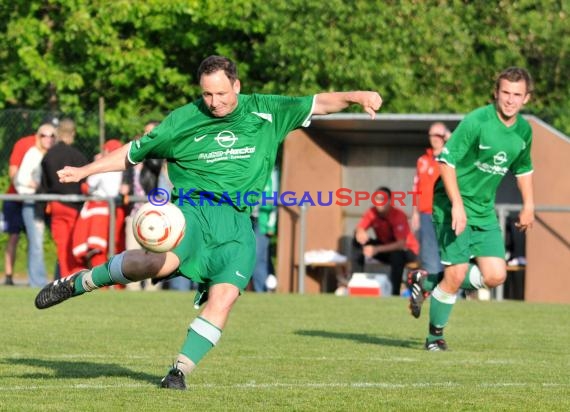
[493,151,508,165]
[215,131,238,148]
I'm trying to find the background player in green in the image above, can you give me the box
[407,67,535,351]
[35,55,383,388]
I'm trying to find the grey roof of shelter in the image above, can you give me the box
[308,113,465,147]
[308,113,570,147]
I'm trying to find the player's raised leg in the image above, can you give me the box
[408,263,482,319]
[34,250,180,309]
[407,269,431,318]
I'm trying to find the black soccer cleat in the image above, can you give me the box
[193,283,209,309]
[425,338,448,351]
[160,367,187,390]
[34,272,83,309]
[407,269,429,319]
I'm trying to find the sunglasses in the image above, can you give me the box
[40,133,56,138]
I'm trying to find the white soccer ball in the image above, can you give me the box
[132,202,186,253]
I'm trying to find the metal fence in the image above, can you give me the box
[0,109,106,166]
[0,193,141,260]
[3,192,568,299]
[295,204,570,298]
[493,204,570,301]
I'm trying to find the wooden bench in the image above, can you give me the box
[304,261,350,294]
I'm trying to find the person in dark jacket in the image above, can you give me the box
[40,118,88,278]
[121,121,163,291]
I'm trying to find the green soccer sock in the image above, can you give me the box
[427,285,457,342]
[459,263,485,290]
[73,253,131,295]
[181,317,222,365]
[73,262,112,295]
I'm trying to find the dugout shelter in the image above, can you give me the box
[276,114,570,304]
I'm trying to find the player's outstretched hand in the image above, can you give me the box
[360,91,383,119]
[57,166,84,183]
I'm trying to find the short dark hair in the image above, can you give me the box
[494,67,533,94]
[145,120,160,128]
[197,55,238,83]
[374,186,392,198]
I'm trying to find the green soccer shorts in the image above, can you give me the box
[172,203,255,291]
[434,222,505,265]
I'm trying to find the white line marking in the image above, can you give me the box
[0,381,567,392]
[3,354,523,365]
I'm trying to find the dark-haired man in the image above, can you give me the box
[408,67,535,351]
[352,187,419,296]
[35,55,383,389]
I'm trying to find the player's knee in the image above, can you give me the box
[483,271,506,288]
[206,284,240,313]
[443,266,469,290]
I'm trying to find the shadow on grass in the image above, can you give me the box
[295,330,419,349]
[4,357,160,386]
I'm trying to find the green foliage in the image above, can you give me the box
[0,173,9,194]
[0,290,569,410]
[0,0,568,137]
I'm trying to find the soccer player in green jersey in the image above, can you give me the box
[407,67,535,351]
[35,55,383,388]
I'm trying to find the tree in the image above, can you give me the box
[0,0,568,138]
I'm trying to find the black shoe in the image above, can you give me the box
[34,272,83,309]
[160,367,186,390]
[4,275,14,286]
[193,283,208,309]
[425,338,448,351]
[408,269,428,319]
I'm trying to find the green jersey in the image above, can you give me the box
[433,104,533,225]
[129,93,314,211]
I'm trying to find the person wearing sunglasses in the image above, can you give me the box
[410,122,450,278]
[13,122,56,287]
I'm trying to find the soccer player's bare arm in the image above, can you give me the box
[439,162,466,235]
[57,143,131,183]
[515,173,535,231]
[313,91,382,118]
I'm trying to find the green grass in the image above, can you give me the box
[0,288,569,411]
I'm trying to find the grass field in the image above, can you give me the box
[1,287,569,411]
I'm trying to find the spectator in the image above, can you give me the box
[352,186,419,296]
[505,213,527,266]
[151,160,194,292]
[251,168,279,292]
[14,122,56,287]
[71,139,124,270]
[40,118,88,278]
[410,122,450,274]
[121,121,163,291]
[2,133,37,285]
